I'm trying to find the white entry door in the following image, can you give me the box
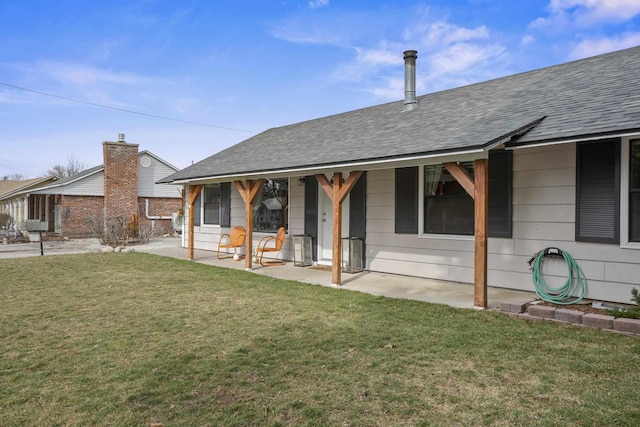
[318,185,349,264]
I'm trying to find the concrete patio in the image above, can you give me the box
[136,240,536,310]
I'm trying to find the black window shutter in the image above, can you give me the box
[349,172,366,240]
[488,150,512,238]
[193,191,201,227]
[220,182,231,227]
[395,167,418,234]
[304,176,318,261]
[576,139,620,243]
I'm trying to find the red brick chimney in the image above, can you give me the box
[103,134,139,223]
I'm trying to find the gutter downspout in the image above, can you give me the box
[145,199,172,220]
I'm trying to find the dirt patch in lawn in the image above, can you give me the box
[536,301,605,315]
[536,300,631,315]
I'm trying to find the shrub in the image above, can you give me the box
[606,288,640,319]
[0,213,13,230]
[86,215,132,247]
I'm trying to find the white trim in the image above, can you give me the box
[508,131,640,151]
[621,136,640,249]
[419,233,474,242]
[170,149,486,185]
[138,150,179,172]
[418,165,424,235]
[200,183,222,227]
[417,161,477,239]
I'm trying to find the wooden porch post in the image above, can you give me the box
[332,173,343,285]
[443,161,488,309]
[187,184,203,260]
[316,171,363,285]
[234,179,265,270]
[474,159,488,309]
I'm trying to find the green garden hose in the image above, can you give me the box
[530,248,587,305]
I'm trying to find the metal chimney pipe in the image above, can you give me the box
[403,50,418,111]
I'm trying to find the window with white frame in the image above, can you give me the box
[395,150,512,238]
[203,184,221,225]
[192,183,231,227]
[628,139,640,242]
[253,178,288,233]
[424,162,475,235]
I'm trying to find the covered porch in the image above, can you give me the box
[183,158,492,308]
[141,241,535,309]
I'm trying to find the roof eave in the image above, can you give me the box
[29,167,105,194]
[506,127,640,150]
[161,116,548,185]
[168,146,490,185]
[0,176,58,200]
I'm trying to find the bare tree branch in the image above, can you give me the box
[46,155,86,178]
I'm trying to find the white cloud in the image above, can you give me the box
[0,60,175,111]
[422,21,490,45]
[568,31,640,58]
[271,6,507,100]
[369,77,404,99]
[268,21,342,45]
[354,18,503,99]
[520,34,535,47]
[174,97,198,114]
[309,0,329,9]
[34,61,152,87]
[535,0,640,27]
[330,46,402,84]
[428,43,505,77]
[355,48,399,66]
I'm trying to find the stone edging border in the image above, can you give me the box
[498,300,640,337]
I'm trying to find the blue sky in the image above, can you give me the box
[2,0,640,178]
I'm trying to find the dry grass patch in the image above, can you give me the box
[1,253,639,426]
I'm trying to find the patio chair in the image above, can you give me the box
[256,226,286,266]
[217,226,246,260]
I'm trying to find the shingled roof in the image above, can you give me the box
[0,177,58,200]
[162,46,640,183]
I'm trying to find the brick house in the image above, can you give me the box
[15,135,182,238]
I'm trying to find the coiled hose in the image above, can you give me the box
[530,248,587,305]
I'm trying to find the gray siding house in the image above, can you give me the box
[161,46,640,306]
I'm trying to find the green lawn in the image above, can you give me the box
[1,253,639,426]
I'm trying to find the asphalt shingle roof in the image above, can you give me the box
[163,46,640,183]
[0,177,57,200]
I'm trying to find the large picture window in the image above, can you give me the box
[424,162,475,235]
[254,179,288,232]
[394,151,512,238]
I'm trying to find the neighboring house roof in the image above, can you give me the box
[28,150,179,196]
[40,165,104,190]
[162,45,640,184]
[139,149,179,171]
[0,177,58,201]
[0,179,35,196]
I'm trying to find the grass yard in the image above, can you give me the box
[1,253,639,426]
